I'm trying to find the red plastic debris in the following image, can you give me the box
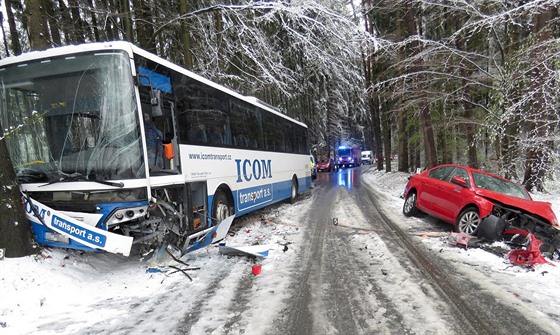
[507,233,553,267]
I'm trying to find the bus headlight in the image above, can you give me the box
[107,206,148,226]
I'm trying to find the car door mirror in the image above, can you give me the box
[451,176,468,188]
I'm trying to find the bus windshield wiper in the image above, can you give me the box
[39,172,124,188]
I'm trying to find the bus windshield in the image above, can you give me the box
[0,51,145,183]
[338,148,354,156]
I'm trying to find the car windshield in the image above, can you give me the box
[320,159,330,163]
[472,172,530,199]
[0,51,144,183]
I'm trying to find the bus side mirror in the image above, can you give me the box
[151,89,163,117]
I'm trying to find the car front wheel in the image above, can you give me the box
[403,192,418,217]
[456,207,480,235]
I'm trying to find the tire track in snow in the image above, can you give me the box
[324,185,461,334]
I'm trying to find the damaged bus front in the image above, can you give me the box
[0,43,220,256]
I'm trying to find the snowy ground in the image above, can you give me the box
[1,168,559,334]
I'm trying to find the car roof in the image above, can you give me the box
[430,164,510,182]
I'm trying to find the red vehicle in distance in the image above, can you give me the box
[337,146,361,168]
[316,157,338,172]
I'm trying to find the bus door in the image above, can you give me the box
[140,87,180,174]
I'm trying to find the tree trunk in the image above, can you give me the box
[462,74,478,168]
[382,102,391,172]
[88,0,101,42]
[456,39,478,167]
[44,0,62,46]
[24,0,51,50]
[0,131,36,257]
[420,104,437,168]
[179,0,193,68]
[133,0,156,52]
[438,123,452,164]
[361,2,383,170]
[397,107,409,172]
[370,96,383,170]
[0,0,52,257]
[5,0,22,55]
[118,0,133,42]
[98,0,116,41]
[68,0,86,43]
[522,6,557,191]
[404,2,437,168]
[58,0,73,43]
[395,5,407,172]
[0,12,9,57]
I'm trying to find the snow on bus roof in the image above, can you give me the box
[0,41,135,65]
[0,41,308,129]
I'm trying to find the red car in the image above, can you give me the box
[402,164,560,251]
[316,157,338,172]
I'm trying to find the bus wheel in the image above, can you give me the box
[212,189,231,225]
[290,178,298,204]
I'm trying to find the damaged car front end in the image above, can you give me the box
[476,196,560,263]
[403,164,560,265]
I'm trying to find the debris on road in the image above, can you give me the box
[146,246,201,283]
[446,230,555,268]
[218,243,270,258]
[506,233,554,267]
[448,232,476,248]
[252,264,262,275]
[414,232,448,238]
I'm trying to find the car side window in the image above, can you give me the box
[428,166,453,181]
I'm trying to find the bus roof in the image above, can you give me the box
[0,41,307,129]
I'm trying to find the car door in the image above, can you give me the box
[434,167,472,222]
[417,166,454,214]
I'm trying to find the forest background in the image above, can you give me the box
[0,0,559,256]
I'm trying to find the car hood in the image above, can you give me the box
[475,188,558,227]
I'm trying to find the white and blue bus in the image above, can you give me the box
[0,42,311,256]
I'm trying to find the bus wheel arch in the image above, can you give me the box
[212,184,234,225]
[289,175,299,204]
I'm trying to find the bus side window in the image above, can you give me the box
[189,124,207,143]
[234,134,248,148]
[223,122,231,145]
[207,124,223,145]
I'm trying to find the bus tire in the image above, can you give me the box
[289,177,298,204]
[212,189,232,225]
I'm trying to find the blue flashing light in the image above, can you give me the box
[338,146,346,149]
